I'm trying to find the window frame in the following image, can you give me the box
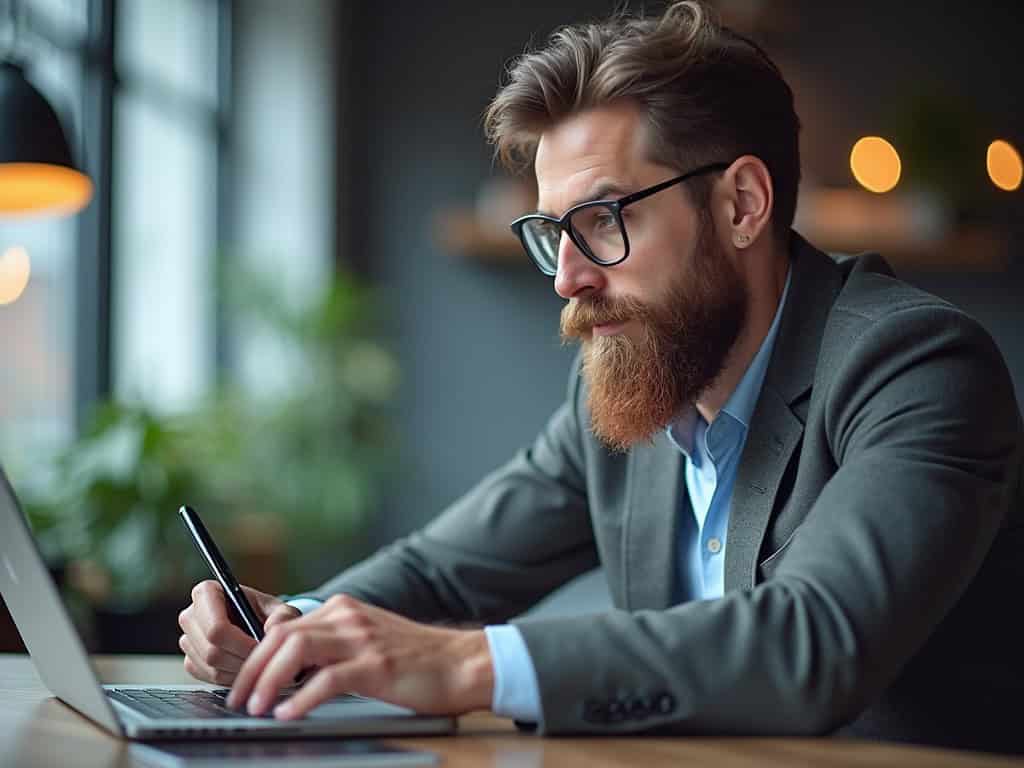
[17,0,231,431]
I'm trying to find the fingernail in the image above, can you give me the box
[274,702,294,719]
[247,693,265,714]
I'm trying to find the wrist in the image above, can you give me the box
[450,629,494,712]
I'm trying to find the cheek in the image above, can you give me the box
[626,216,691,275]
[603,217,693,307]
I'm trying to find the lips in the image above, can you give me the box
[561,295,641,342]
[592,321,627,337]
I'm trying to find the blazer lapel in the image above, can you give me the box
[624,431,683,610]
[724,388,804,590]
[724,234,844,591]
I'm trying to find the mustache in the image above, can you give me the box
[560,294,649,341]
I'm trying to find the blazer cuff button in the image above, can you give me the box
[629,697,652,720]
[606,700,626,723]
[582,699,606,724]
[656,692,677,715]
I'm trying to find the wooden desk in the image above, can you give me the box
[2,654,1021,768]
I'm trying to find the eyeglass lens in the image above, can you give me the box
[520,203,623,272]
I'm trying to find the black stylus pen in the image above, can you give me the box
[179,505,265,641]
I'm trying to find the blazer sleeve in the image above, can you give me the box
[305,354,599,624]
[510,304,1022,735]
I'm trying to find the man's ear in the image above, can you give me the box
[718,155,774,249]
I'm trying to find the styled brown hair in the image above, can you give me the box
[484,1,801,241]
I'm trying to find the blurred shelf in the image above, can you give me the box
[436,188,1011,272]
[796,186,1010,271]
[434,208,524,265]
[823,224,1009,271]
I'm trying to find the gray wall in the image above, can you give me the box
[343,2,612,546]
[231,0,338,397]
[341,1,1024,554]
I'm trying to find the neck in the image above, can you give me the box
[695,241,789,424]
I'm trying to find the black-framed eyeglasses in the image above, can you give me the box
[510,161,731,276]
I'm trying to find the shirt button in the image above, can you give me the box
[707,537,723,554]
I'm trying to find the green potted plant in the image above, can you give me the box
[24,402,214,651]
[191,267,400,589]
[23,268,398,652]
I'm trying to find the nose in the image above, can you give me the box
[553,232,606,300]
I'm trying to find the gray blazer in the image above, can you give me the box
[311,234,1024,751]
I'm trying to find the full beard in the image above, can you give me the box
[560,218,748,452]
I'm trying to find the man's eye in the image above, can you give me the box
[595,213,617,230]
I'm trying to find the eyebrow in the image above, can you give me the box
[536,182,630,218]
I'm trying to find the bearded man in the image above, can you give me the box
[179,1,1024,752]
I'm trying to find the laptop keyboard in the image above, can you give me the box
[107,688,274,719]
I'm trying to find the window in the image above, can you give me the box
[0,0,228,490]
[0,1,88,483]
[113,0,224,411]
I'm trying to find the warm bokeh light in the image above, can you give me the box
[0,245,32,305]
[0,163,94,216]
[987,140,1022,191]
[850,136,902,194]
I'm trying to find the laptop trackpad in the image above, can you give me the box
[307,695,417,720]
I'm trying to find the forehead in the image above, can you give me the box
[535,102,653,215]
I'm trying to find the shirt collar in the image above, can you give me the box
[721,265,792,429]
[667,265,793,454]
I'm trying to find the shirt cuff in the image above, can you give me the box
[484,624,543,724]
[286,598,324,615]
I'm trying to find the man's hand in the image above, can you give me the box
[226,594,494,719]
[178,580,301,685]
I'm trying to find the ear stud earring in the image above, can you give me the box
[735,233,751,247]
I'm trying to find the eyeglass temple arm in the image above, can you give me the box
[617,162,731,207]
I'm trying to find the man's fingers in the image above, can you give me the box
[227,622,294,709]
[193,581,260,657]
[178,611,248,671]
[264,604,301,631]
[229,597,375,713]
[273,663,355,720]
[243,585,284,617]
[245,630,339,715]
[180,635,239,686]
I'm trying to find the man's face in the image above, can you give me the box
[534,102,747,451]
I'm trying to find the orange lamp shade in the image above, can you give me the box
[0,61,93,216]
[0,162,93,215]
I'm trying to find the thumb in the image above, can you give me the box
[263,603,302,632]
[239,585,288,620]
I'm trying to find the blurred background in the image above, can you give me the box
[1,0,1021,653]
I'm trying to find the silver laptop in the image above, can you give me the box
[0,466,455,740]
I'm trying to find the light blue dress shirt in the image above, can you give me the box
[290,268,792,725]
[485,267,792,723]
[288,597,326,615]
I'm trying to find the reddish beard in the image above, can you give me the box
[560,220,747,452]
